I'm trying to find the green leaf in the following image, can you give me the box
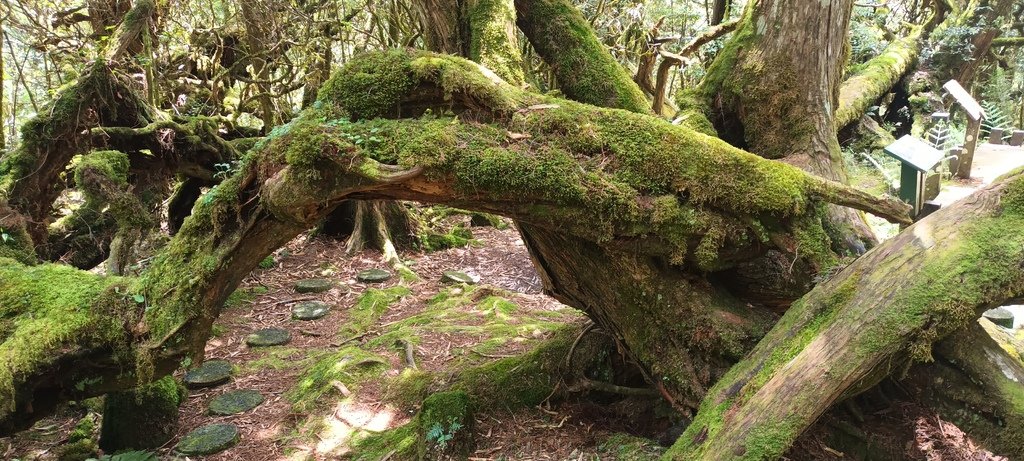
[132,294,146,304]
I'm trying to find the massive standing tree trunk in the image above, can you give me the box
[681,0,881,254]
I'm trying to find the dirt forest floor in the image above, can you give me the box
[0,213,1012,460]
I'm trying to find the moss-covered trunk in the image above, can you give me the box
[0,50,911,434]
[519,224,774,408]
[513,0,652,114]
[665,171,1024,459]
[683,0,879,253]
[0,63,153,247]
[835,31,924,131]
[902,321,1024,456]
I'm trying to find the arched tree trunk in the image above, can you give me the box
[0,51,913,434]
[3,10,1022,460]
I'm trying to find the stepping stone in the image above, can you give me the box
[984,307,1015,329]
[441,271,478,285]
[356,269,392,283]
[294,278,334,294]
[208,389,265,415]
[183,360,233,389]
[292,301,331,321]
[174,423,240,455]
[246,327,291,347]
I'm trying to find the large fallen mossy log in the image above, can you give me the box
[0,49,911,434]
[665,171,1024,459]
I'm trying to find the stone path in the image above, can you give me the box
[933,143,1024,206]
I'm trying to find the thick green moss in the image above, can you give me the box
[57,414,99,461]
[0,258,133,415]
[288,347,387,412]
[343,286,412,336]
[450,326,575,410]
[268,52,858,277]
[0,224,37,265]
[315,51,836,265]
[74,150,152,233]
[348,423,418,460]
[75,150,130,192]
[516,0,651,114]
[468,0,526,85]
[317,49,415,120]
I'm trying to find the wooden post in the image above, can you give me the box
[988,127,1004,145]
[1011,130,1024,147]
[943,80,984,179]
[958,119,981,178]
[900,164,923,215]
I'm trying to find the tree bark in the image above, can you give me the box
[239,0,279,131]
[665,172,1024,459]
[684,0,881,253]
[711,0,730,25]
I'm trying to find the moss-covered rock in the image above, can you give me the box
[174,423,240,456]
[183,360,233,389]
[441,271,478,284]
[292,301,331,321]
[356,269,393,283]
[419,224,475,252]
[246,327,292,347]
[294,278,335,294]
[983,307,1015,329]
[208,389,265,415]
[418,391,475,460]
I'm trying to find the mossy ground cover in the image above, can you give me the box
[0,225,647,460]
[159,225,663,458]
[1,221,662,459]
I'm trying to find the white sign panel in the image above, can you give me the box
[942,80,984,122]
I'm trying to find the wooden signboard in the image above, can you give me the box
[942,80,984,178]
[884,135,944,216]
[942,80,983,121]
